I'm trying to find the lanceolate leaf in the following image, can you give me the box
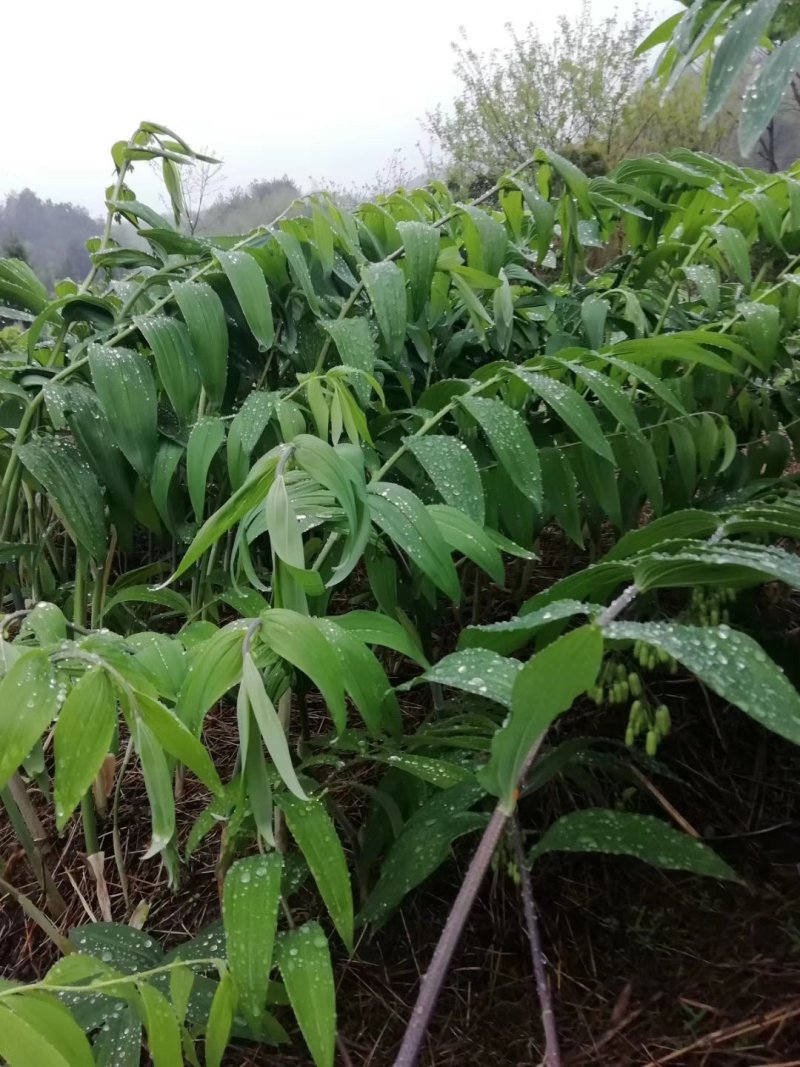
[605,621,800,745]
[406,434,485,523]
[223,854,283,1033]
[134,690,222,795]
[0,997,92,1067]
[0,651,63,790]
[359,782,486,926]
[204,968,235,1067]
[459,600,599,655]
[241,651,308,799]
[171,280,229,407]
[276,924,336,1067]
[165,451,280,583]
[186,416,226,522]
[368,483,460,601]
[361,261,407,361]
[417,647,522,709]
[397,220,440,317]
[516,369,613,463]
[458,394,542,507]
[480,625,604,811]
[279,794,354,951]
[427,504,504,585]
[313,619,401,736]
[739,35,800,155]
[133,717,176,858]
[53,667,117,829]
[259,610,346,732]
[530,810,740,882]
[135,314,200,422]
[704,0,781,123]
[89,344,158,481]
[137,983,182,1067]
[216,249,275,351]
[18,436,108,561]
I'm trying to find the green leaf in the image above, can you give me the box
[461,205,507,276]
[133,717,176,858]
[135,315,200,422]
[459,394,541,507]
[510,178,554,264]
[129,632,187,701]
[313,619,401,736]
[223,854,283,1033]
[166,451,279,583]
[89,344,158,481]
[417,647,522,709]
[517,369,614,462]
[321,319,376,400]
[93,1008,142,1067]
[632,540,800,593]
[171,280,229,407]
[241,651,308,799]
[137,983,182,1067]
[275,230,321,315]
[541,448,583,547]
[361,261,406,361]
[581,295,608,349]
[493,269,514,355]
[537,147,592,212]
[480,626,604,811]
[705,0,781,122]
[18,436,107,561]
[227,390,275,490]
[216,249,274,351]
[397,221,439,318]
[0,651,63,790]
[605,622,800,746]
[103,585,192,618]
[427,504,504,585]
[561,360,640,433]
[279,794,354,951]
[359,782,486,926]
[374,752,474,787]
[187,416,226,522]
[0,997,92,1067]
[459,600,598,655]
[149,440,184,534]
[48,382,133,509]
[53,667,116,829]
[134,690,222,795]
[175,626,245,734]
[530,810,740,882]
[710,225,752,286]
[368,483,460,601]
[329,610,428,667]
[406,435,485,524]
[739,35,800,154]
[276,923,336,1067]
[204,968,235,1067]
[259,609,347,730]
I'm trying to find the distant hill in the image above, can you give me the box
[0,189,101,287]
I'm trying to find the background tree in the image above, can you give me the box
[610,75,737,167]
[177,149,225,234]
[425,2,649,194]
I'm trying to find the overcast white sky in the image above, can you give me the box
[2,0,678,214]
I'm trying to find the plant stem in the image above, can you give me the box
[392,734,547,1067]
[1,775,67,917]
[512,818,560,1067]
